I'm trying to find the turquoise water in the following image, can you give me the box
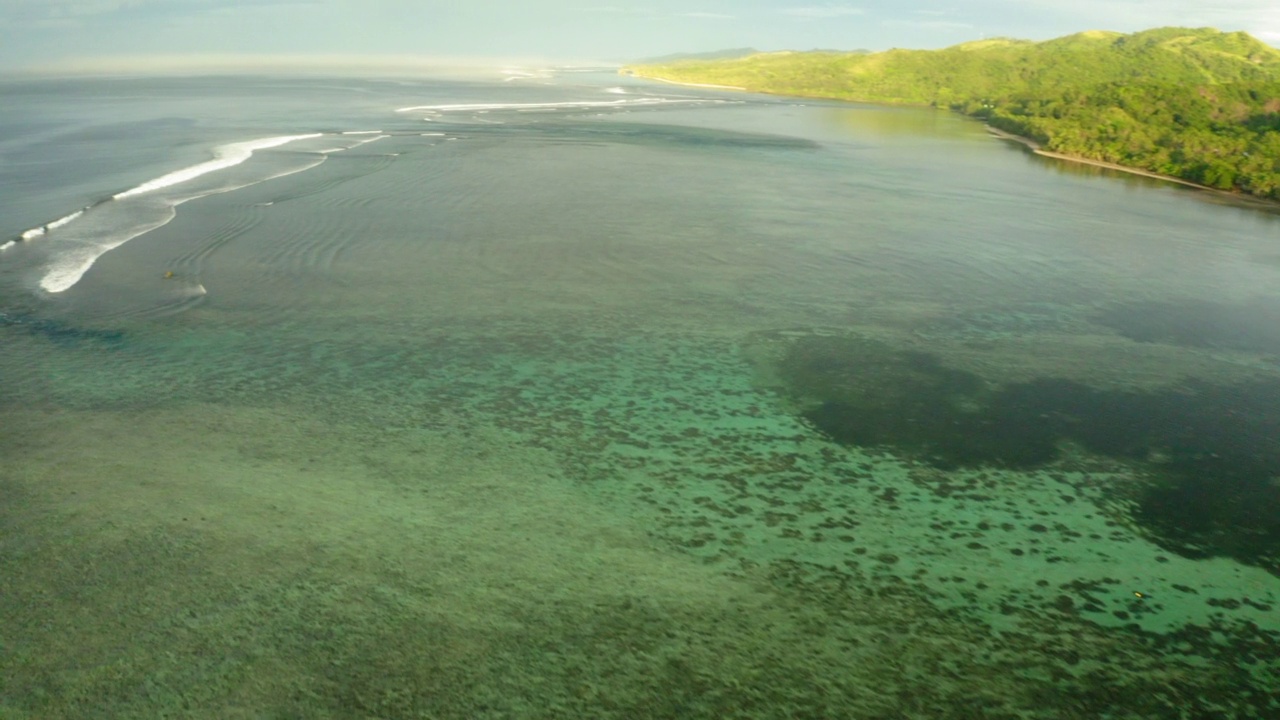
[2,72,1279,718]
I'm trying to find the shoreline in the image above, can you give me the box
[627,71,1276,208]
[982,126,1213,191]
[625,74,746,92]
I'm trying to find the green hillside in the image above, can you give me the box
[626,27,1280,199]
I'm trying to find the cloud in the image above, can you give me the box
[882,19,975,31]
[1014,0,1278,32]
[780,5,864,19]
[1,1,135,17]
[580,5,650,14]
[680,11,733,20]
[24,52,546,76]
[1100,0,1276,47]
[0,0,321,36]
[958,0,1279,47]
[2,0,312,20]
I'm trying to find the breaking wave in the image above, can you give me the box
[8,133,383,294]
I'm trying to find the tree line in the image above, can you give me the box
[628,27,1280,198]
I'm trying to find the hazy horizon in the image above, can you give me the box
[3,0,1278,77]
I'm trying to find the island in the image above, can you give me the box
[625,27,1280,200]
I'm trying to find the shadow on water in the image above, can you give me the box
[0,310,125,347]
[759,332,1280,572]
[571,122,821,150]
[821,105,979,140]
[455,121,821,152]
[1095,298,1280,355]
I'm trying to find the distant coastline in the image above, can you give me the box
[629,68,1213,192]
[623,28,1280,203]
[627,68,1276,207]
[636,75,747,92]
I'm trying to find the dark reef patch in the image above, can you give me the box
[760,331,1280,572]
[572,122,821,151]
[0,310,125,347]
[913,303,1079,342]
[453,120,822,152]
[1094,298,1280,354]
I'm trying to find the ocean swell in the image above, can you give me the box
[10,133,363,294]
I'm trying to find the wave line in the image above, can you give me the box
[114,134,323,200]
[20,208,89,242]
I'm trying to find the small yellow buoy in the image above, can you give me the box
[164,271,175,279]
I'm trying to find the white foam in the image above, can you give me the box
[501,68,550,82]
[113,134,323,200]
[342,130,383,135]
[255,156,326,185]
[37,139,328,293]
[40,208,176,293]
[0,241,15,252]
[20,208,86,242]
[48,210,85,231]
[605,87,628,94]
[325,134,389,153]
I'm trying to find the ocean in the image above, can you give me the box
[2,70,1279,718]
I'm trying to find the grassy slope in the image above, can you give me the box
[626,28,1280,198]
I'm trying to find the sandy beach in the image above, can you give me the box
[628,74,747,91]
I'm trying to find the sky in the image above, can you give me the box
[2,0,1279,74]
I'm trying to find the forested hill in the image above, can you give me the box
[626,27,1280,199]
